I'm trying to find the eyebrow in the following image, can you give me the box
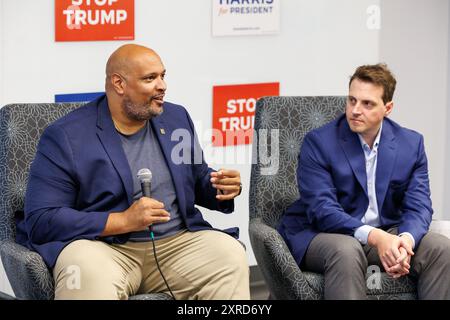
[348,96,376,104]
[142,69,166,77]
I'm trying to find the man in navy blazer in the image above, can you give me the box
[17,44,249,299]
[278,64,450,299]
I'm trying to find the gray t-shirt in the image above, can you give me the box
[117,121,186,241]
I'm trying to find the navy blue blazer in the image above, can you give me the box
[278,115,433,266]
[17,95,237,268]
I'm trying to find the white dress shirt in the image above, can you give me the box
[353,124,415,248]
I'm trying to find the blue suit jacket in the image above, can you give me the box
[278,115,433,266]
[17,95,237,268]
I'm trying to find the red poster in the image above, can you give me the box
[212,82,279,147]
[55,0,134,42]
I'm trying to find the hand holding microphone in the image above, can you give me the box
[121,169,170,232]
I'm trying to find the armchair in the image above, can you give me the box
[0,103,170,300]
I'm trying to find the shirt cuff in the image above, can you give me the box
[398,232,416,249]
[354,225,375,245]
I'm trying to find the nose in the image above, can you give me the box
[351,102,362,115]
[156,77,167,91]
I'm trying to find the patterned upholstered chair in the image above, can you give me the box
[249,96,418,300]
[0,103,171,300]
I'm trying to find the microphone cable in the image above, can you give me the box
[149,226,176,300]
[137,168,175,300]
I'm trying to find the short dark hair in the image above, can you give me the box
[349,63,397,104]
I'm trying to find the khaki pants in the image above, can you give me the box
[53,230,250,300]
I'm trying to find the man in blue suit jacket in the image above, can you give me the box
[17,44,249,299]
[278,64,450,299]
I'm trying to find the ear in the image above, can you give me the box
[384,101,394,116]
[110,73,126,95]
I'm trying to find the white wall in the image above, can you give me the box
[447,2,450,220]
[0,0,11,296]
[379,0,450,220]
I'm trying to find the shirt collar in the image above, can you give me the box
[357,121,383,152]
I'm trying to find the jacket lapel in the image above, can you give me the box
[338,118,368,195]
[375,120,398,211]
[151,116,187,217]
[95,97,134,205]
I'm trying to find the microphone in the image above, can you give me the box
[137,168,152,198]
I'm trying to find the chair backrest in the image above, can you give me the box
[249,96,346,228]
[0,103,84,241]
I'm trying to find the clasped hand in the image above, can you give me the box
[368,229,414,278]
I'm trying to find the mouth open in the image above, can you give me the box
[152,94,165,104]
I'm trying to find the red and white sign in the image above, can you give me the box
[55,0,134,42]
[212,82,279,147]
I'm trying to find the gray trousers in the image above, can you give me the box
[303,228,450,299]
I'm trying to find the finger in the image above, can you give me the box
[210,171,221,178]
[391,244,402,261]
[400,240,415,256]
[145,214,171,226]
[212,184,241,191]
[387,268,401,278]
[147,209,170,217]
[396,252,410,269]
[396,264,409,274]
[400,260,410,269]
[387,264,401,273]
[216,169,239,178]
[396,248,408,264]
[150,202,165,209]
[387,268,407,278]
[383,252,397,268]
[140,198,165,209]
[210,177,240,185]
[216,192,237,201]
[381,259,391,273]
[150,216,171,224]
[387,263,408,274]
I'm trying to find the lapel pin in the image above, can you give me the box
[160,128,166,135]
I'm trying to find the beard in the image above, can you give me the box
[122,96,163,121]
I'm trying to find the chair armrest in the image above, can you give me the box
[0,240,54,300]
[249,218,320,299]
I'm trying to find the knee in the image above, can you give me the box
[420,233,450,264]
[55,240,94,272]
[327,237,367,272]
[205,233,249,282]
[221,239,249,277]
[55,240,105,277]
[53,240,125,299]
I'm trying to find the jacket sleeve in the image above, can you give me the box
[299,132,364,234]
[397,135,433,246]
[184,109,234,213]
[24,124,110,245]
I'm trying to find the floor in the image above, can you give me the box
[249,266,270,300]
